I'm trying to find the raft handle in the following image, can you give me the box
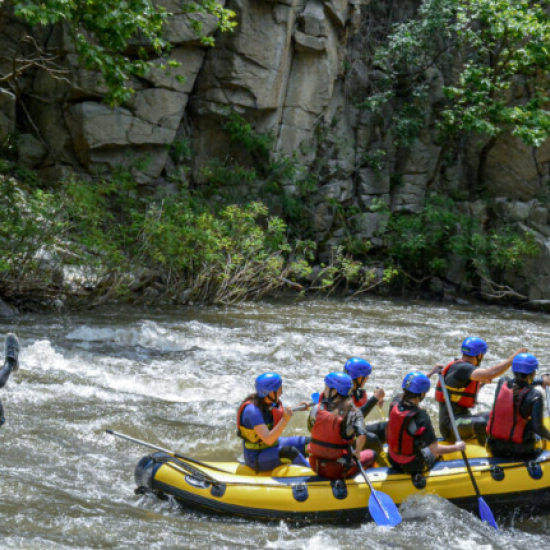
[412,473,426,490]
[490,465,504,481]
[527,461,543,480]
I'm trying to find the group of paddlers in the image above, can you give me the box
[236,337,550,479]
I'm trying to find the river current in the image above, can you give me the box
[1,297,550,549]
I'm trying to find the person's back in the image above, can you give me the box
[388,371,465,475]
[435,336,527,445]
[0,334,20,427]
[486,353,550,460]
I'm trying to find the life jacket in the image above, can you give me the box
[387,403,424,464]
[352,388,368,408]
[435,360,480,409]
[487,380,532,444]
[236,400,284,450]
[308,404,355,460]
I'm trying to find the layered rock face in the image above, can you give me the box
[1,0,550,301]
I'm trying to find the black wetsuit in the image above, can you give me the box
[0,358,15,426]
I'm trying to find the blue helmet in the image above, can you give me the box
[402,371,431,394]
[461,336,488,357]
[255,372,283,398]
[325,372,353,397]
[344,357,372,379]
[512,353,539,375]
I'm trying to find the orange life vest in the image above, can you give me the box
[352,388,368,408]
[435,360,480,409]
[236,399,284,450]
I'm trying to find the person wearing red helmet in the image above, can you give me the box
[435,337,527,444]
[388,371,465,475]
[486,353,550,459]
[236,372,310,472]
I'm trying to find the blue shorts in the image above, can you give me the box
[243,436,308,472]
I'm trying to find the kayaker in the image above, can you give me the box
[343,357,390,466]
[486,353,550,459]
[435,337,527,445]
[0,333,20,427]
[388,371,466,474]
[307,372,376,479]
[236,372,310,472]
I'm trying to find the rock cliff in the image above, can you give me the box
[1,0,549,303]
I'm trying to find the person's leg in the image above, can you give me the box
[454,415,477,441]
[364,431,390,466]
[367,420,388,444]
[278,436,310,468]
[472,412,490,445]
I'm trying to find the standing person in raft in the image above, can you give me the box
[343,357,390,466]
[435,337,527,445]
[387,371,465,474]
[0,333,20,428]
[307,372,376,479]
[236,373,310,472]
[486,353,550,459]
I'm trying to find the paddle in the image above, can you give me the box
[290,392,320,411]
[437,369,498,530]
[106,429,230,473]
[351,446,402,527]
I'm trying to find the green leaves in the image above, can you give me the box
[12,0,236,105]
[368,0,550,150]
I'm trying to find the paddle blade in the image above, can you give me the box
[478,497,498,530]
[368,490,402,527]
[311,392,320,403]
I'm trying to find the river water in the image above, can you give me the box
[1,297,550,549]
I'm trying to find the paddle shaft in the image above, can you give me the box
[106,430,228,473]
[437,371,483,499]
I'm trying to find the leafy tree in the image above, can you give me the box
[366,0,550,186]
[0,0,236,104]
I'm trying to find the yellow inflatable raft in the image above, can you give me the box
[134,439,550,523]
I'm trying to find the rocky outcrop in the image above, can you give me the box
[1,0,550,301]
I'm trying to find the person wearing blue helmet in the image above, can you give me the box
[344,357,389,466]
[236,372,310,472]
[387,371,466,474]
[486,353,550,459]
[307,372,376,479]
[435,337,527,445]
[0,334,20,428]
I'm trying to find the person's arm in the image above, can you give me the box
[531,398,550,441]
[0,399,4,427]
[429,440,466,455]
[253,407,293,446]
[360,395,379,417]
[470,347,528,382]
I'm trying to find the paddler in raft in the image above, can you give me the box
[387,371,466,474]
[307,372,376,478]
[236,372,311,472]
[343,357,390,466]
[486,352,550,460]
[435,337,528,445]
[0,333,20,428]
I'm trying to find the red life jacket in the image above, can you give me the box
[352,388,368,408]
[435,360,480,409]
[308,405,355,460]
[387,403,423,464]
[236,399,284,450]
[486,380,531,444]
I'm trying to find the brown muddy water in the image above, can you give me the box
[1,297,550,549]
